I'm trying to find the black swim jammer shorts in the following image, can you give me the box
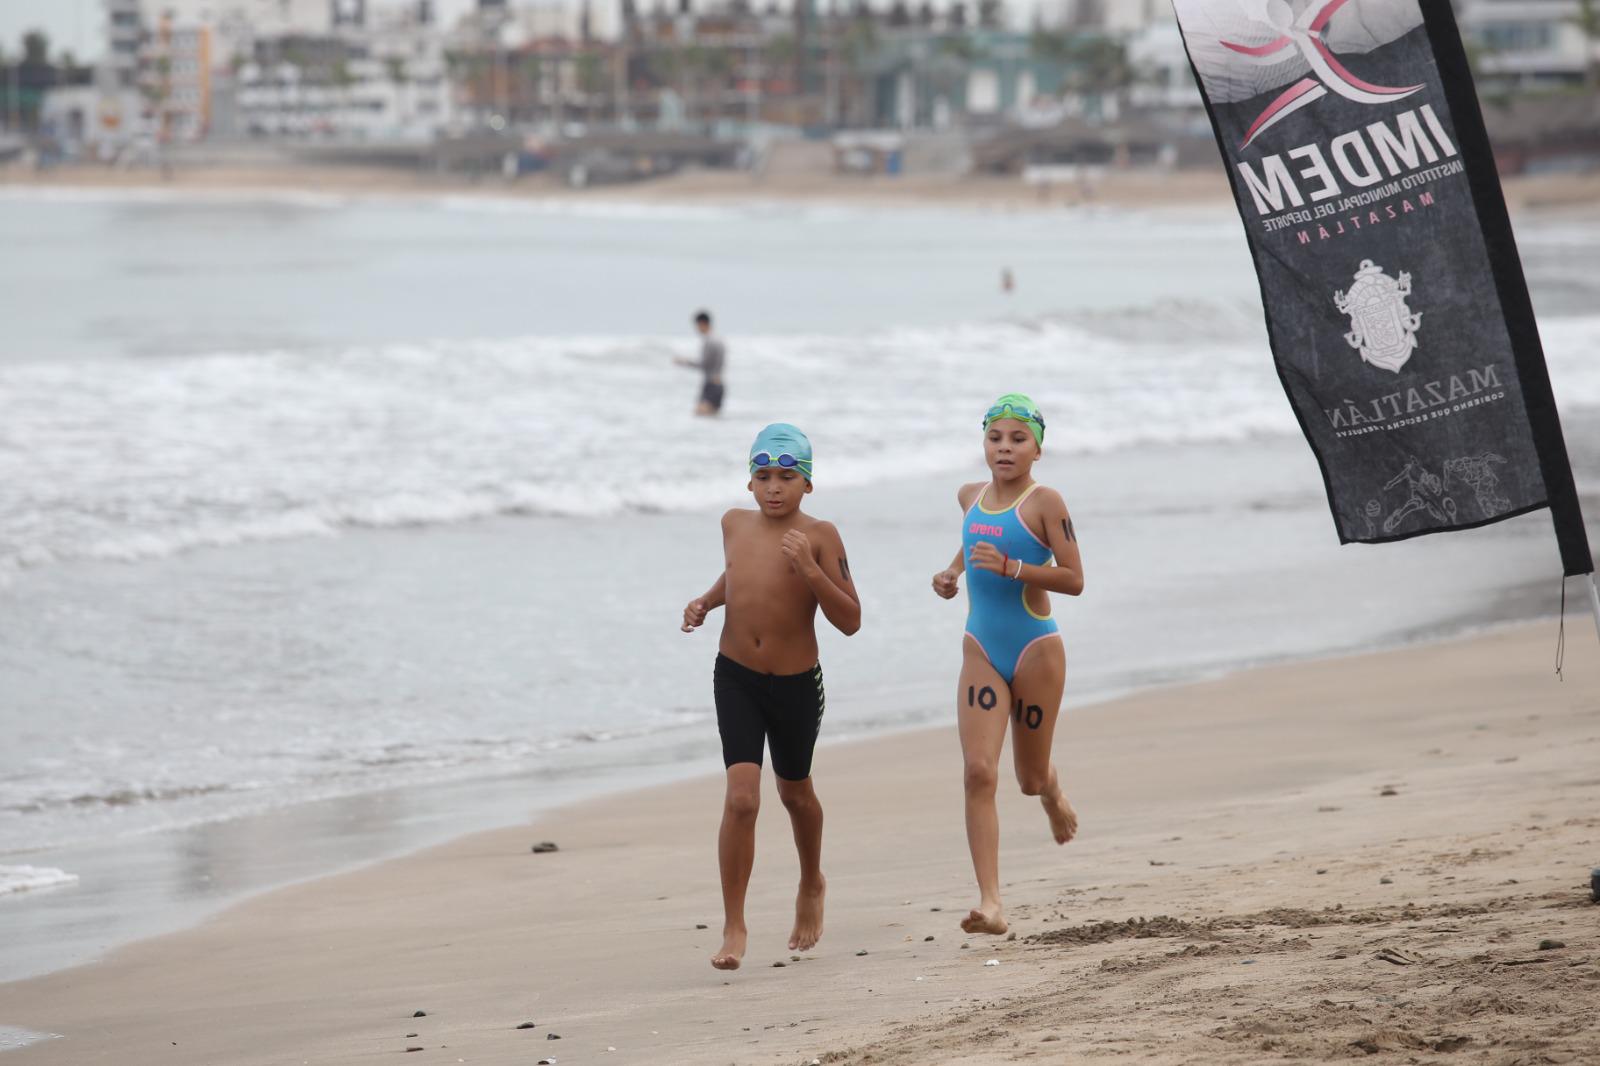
[713,653,825,781]
[700,381,725,412]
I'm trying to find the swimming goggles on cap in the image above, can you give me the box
[751,451,812,472]
[983,402,1046,429]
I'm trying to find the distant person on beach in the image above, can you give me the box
[675,310,726,416]
[681,424,861,970]
[930,393,1084,936]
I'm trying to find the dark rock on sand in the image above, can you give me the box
[530,842,559,854]
[696,923,708,929]
[406,1033,417,1038]
[547,1033,561,1040]
[856,950,869,956]
[405,1048,424,1053]
[412,1010,427,1018]
[1539,939,1566,950]
[924,936,935,941]
[517,1022,537,1030]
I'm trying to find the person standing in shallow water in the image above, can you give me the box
[930,393,1083,937]
[675,310,726,416]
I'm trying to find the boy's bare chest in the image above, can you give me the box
[724,530,811,591]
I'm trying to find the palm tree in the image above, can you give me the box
[1031,30,1129,115]
[22,30,49,67]
[1576,0,1599,89]
[576,51,606,122]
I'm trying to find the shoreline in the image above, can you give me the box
[7,161,1600,215]
[2,618,1596,1064]
[0,452,1574,987]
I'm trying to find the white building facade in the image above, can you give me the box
[1456,0,1600,88]
[235,10,454,141]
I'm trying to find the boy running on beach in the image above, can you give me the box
[681,424,861,970]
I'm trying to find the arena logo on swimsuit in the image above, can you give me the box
[969,522,1005,538]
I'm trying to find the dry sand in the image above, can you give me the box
[2,619,1598,1065]
[8,161,1600,215]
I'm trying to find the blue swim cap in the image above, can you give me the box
[749,423,813,482]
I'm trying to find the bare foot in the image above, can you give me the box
[788,875,826,952]
[1043,786,1078,844]
[960,901,1008,935]
[711,926,747,971]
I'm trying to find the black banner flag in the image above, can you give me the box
[1171,0,1592,576]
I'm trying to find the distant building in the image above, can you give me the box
[1126,20,1200,112]
[235,9,454,141]
[105,0,145,90]
[142,14,213,141]
[1048,0,1164,32]
[145,0,335,68]
[1456,0,1600,90]
[331,0,368,28]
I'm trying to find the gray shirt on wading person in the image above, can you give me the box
[699,334,725,386]
[677,310,727,416]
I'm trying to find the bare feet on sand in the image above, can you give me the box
[788,876,826,952]
[961,901,1008,935]
[711,926,747,970]
[1043,786,1078,844]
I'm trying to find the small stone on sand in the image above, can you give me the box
[406,1033,417,1038]
[1379,787,1399,797]
[772,961,786,967]
[1539,939,1566,950]
[984,959,1000,966]
[1379,876,1393,884]
[516,1022,537,1030]
[695,923,707,929]
[960,943,970,949]
[406,1048,423,1054]
[856,949,868,956]
[530,841,559,854]
[546,1033,561,1040]
[1316,868,1328,874]
[930,906,941,912]
[413,1011,427,1018]
[924,935,935,941]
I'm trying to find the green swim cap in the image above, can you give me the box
[749,423,814,482]
[983,393,1045,446]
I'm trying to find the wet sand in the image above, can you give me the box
[2,619,1597,1064]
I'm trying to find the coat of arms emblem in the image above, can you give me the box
[1334,259,1421,373]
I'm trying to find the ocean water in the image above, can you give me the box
[0,187,1596,980]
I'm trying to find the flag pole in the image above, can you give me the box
[1588,573,1600,648]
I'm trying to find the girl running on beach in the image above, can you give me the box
[930,393,1084,936]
